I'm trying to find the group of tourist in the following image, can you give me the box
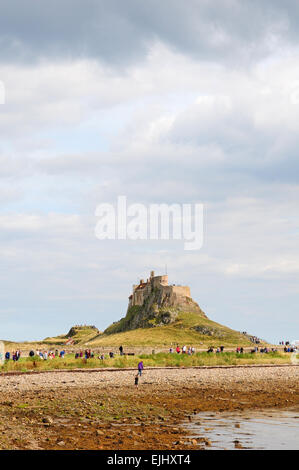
[278,341,298,352]
[207,346,225,353]
[34,349,66,359]
[74,350,118,360]
[283,346,297,353]
[4,349,67,360]
[241,332,262,344]
[249,336,261,344]
[4,348,129,362]
[170,345,196,354]
[5,350,21,361]
[259,347,274,353]
[75,349,95,359]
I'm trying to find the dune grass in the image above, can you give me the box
[0,350,293,373]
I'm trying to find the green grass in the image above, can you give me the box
[87,311,262,348]
[0,351,292,373]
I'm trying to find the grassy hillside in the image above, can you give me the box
[88,311,258,348]
[44,326,100,345]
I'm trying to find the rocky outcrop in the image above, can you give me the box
[104,286,207,335]
[191,325,225,337]
[66,325,99,338]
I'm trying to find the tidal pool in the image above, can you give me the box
[185,408,299,450]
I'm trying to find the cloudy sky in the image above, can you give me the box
[0,1,298,343]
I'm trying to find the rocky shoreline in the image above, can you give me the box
[0,365,298,450]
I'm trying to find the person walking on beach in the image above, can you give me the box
[134,374,139,388]
[119,345,123,356]
[138,360,144,377]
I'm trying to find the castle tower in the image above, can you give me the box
[129,270,190,309]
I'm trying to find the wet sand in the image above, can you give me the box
[0,365,298,450]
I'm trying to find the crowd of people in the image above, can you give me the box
[5,349,67,361]
[4,348,120,361]
[4,340,297,374]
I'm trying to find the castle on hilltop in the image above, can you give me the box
[104,270,205,335]
[128,270,191,308]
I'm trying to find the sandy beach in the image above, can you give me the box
[0,364,298,450]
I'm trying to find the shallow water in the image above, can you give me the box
[186,408,299,450]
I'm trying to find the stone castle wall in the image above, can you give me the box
[129,272,191,308]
